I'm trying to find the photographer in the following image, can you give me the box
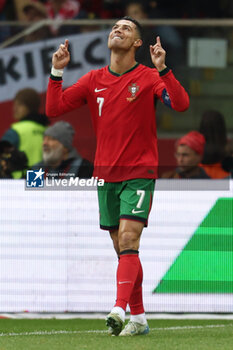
[1,88,49,178]
[0,141,28,179]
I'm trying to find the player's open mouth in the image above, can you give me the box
[113,36,123,40]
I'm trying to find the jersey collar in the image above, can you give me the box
[108,62,139,77]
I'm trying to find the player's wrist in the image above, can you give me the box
[159,66,170,76]
[51,66,64,77]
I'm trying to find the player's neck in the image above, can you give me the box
[110,51,137,75]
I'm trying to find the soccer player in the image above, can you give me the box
[46,16,189,336]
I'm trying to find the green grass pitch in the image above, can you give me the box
[0,318,232,350]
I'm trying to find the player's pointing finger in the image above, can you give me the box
[65,39,69,49]
[156,36,161,46]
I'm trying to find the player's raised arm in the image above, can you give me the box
[52,39,70,70]
[150,36,189,112]
[46,40,88,118]
[150,36,167,72]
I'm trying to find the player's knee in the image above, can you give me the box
[118,231,139,252]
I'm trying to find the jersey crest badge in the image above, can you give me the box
[127,83,139,102]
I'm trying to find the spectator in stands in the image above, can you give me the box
[222,139,233,178]
[44,0,82,36]
[199,110,230,179]
[148,0,179,18]
[34,121,93,179]
[22,1,52,42]
[101,0,124,19]
[124,0,183,68]
[0,140,28,178]
[0,0,14,43]
[0,0,7,41]
[124,1,155,67]
[226,139,233,156]
[75,0,100,19]
[0,0,5,12]
[178,0,223,18]
[1,88,49,177]
[161,131,210,179]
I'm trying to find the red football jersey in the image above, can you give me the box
[46,64,189,181]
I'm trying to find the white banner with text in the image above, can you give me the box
[0,30,109,103]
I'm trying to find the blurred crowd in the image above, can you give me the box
[2,0,233,22]
[1,0,233,44]
[0,88,93,179]
[161,111,233,179]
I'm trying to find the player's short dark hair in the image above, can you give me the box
[120,16,143,40]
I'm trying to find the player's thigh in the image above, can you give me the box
[119,178,155,226]
[97,182,121,230]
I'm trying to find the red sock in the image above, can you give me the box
[114,253,140,311]
[129,258,145,315]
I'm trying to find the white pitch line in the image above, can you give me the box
[0,324,232,337]
[0,330,107,337]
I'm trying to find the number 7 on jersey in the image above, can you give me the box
[97,97,104,117]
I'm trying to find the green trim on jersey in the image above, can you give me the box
[98,178,155,230]
[108,62,139,77]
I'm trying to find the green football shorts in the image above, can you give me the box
[97,178,155,230]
